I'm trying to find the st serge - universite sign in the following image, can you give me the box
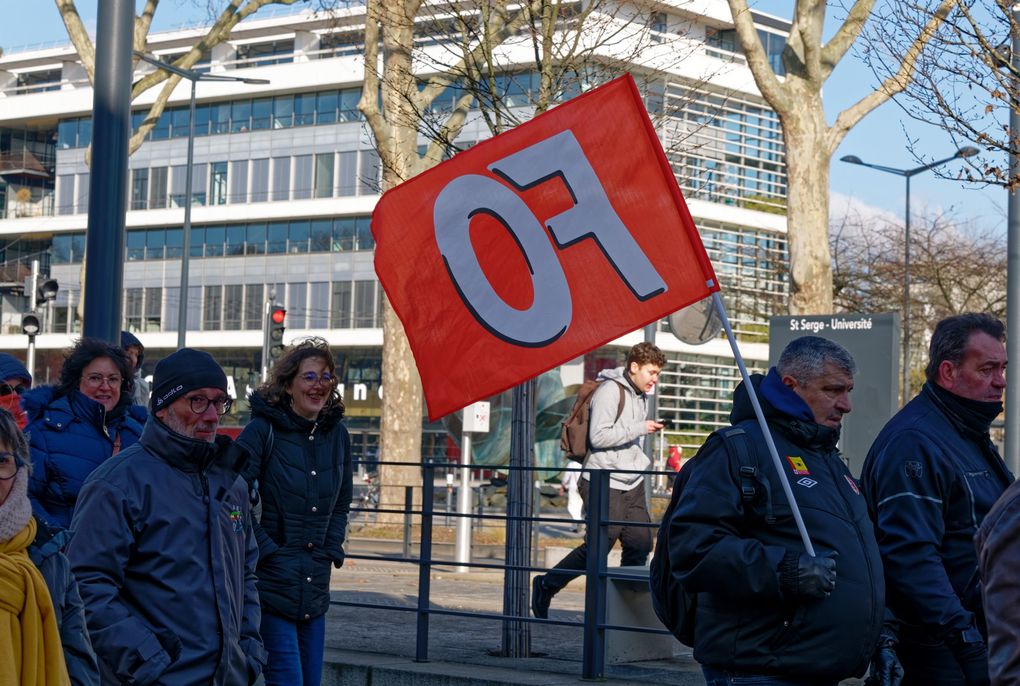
[373,75,719,420]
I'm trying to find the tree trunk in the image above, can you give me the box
[781,100,833,315]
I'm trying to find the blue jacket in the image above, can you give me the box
[66,417,266,686]
[667,370,885,680]
[24,387,143,530]
[28,521,100,686]
[861,383,1013,640]
[235,393,353,621]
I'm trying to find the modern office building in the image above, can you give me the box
[0,1,788,465]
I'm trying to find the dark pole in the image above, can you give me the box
[501,379,534,657]
[177,78,197,348]
[1005,5,1020,475]
[903,174,911,403]
[83,0,133,343]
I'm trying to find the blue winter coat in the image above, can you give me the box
[24,387,143,530]
[861,383,1013,641]
[235,393,353,621]
[28,521,100,686]
[66,416,266,686]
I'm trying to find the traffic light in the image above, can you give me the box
[20,313,40,336]
[266,305,286,362]
[20,274,57,337]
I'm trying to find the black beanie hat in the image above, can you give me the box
[151,348,227,412]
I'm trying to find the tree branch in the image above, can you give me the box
[819,0,875,78]
[725,0,788,108]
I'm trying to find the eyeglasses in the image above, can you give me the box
[186,395,233,416]
[0,452,21,480]
[0,383,27,397]
[298,372,335,386]
[83,373,123,388]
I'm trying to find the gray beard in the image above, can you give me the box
[164,407,216,443]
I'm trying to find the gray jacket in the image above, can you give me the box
[583,367,650,491]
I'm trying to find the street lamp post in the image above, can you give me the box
[840,146,979,405]
[133,52,269,348]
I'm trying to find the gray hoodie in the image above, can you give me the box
[583,366,650,491]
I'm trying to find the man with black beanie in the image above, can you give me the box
[68,348,266,685]
[862,313,1012,686]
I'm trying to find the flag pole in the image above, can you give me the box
[711,291,816,557]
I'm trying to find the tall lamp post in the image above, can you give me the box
[133,52,269,348]
[840,146,979,405]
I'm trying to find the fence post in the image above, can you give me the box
[403,486,413,559]
[582,469,609,679]
[415,463,435,663]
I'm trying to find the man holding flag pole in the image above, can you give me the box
[661,334,899,685]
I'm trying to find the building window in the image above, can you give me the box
[191,163,208,206]
[76,173,90,214]
[223,285,243,330]
[252,98,272,131]
[251,158,269,202]
[146,229,166,260]
[245,284,263,329]
[310,219,331,252]
[315,153,334,198]
[229,160,248,204]
[289,221,309,253]
[170,165,188,207]
[57,175,74,216]
[210,161,228,206]
[144,287,162,331]
[267,222,288,254]
[130,168,148,210]
[203,285,223,331]
[245,224,266,255]
[288,282,307,329]
[293,155,312,200]
[149,166,168,209]
[236,40,294,68]
[358,150,380,195]
[309,282,329,328]
[271,157,290,201]
[338,152,357,196]
[330,281,352,328]
[353,280,376,327]
[125,288,143,330]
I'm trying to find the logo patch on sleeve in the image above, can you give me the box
[228,505,244,533]
[797,477,818,488]
[786,456,810,475]
[904,461,923,479]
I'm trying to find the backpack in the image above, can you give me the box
[648,426,773,646]
[560,379,626,463]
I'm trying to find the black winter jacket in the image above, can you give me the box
[861,383,1012,641]
[67,417,266,686]
[667,370,885,680]
[235,394,353,621]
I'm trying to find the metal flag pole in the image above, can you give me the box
[711,291,816,557]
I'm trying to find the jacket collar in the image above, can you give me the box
[139,414,227,472]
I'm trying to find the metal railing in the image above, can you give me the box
[336,458,675,679]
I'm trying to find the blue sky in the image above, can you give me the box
[0,1,1005,235]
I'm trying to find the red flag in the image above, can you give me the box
[373,74,718,420]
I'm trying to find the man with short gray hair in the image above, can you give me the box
[664,336,896,685]
[863,313,1011,686]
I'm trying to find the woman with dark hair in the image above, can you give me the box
[0,406,99,685]
[23,338,143,530]
[235,337,352,686]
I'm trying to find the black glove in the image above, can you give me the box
[946,626,990,686]
[779,550,837,600]
[865,636,903,686]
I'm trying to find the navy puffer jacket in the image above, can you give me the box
[24,386,143,530]
[235,393,353,621]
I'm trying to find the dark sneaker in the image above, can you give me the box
[532,575,552,619]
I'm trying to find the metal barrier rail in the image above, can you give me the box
[333,459,676,679]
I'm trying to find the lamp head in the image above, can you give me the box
[956,146,980,158]
[840,155,863,164]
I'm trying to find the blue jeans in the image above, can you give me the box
[701,667,837,686]
[260,611,326,686]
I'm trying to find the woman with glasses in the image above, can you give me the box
[235,337,353,686]
[0,407,99,685]
[23,338,143,530]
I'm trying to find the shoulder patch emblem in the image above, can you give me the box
[797,477,818,488]
[787,456,810,475]
[904,461,923,479]
[844,474,860,495]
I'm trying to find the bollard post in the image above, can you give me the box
[455,433,473,572]
[582,470,610,679]
[415,463,435,663]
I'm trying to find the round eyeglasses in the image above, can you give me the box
[0,451,22,480]
[298,372,335,386]
[83,373,123,388]
[186,395,233,416]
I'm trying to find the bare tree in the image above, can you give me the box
[725,0,955,314]
[863,0,1019,187]
[831,206,1006,391]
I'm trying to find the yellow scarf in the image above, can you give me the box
[0,517,70,686]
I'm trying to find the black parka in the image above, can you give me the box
[667,370,885,680]
[236,393,353,621]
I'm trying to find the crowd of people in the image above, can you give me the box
[3,311,1020,686]
[0,334,352,685]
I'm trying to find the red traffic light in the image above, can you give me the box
[270,308,286,324]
